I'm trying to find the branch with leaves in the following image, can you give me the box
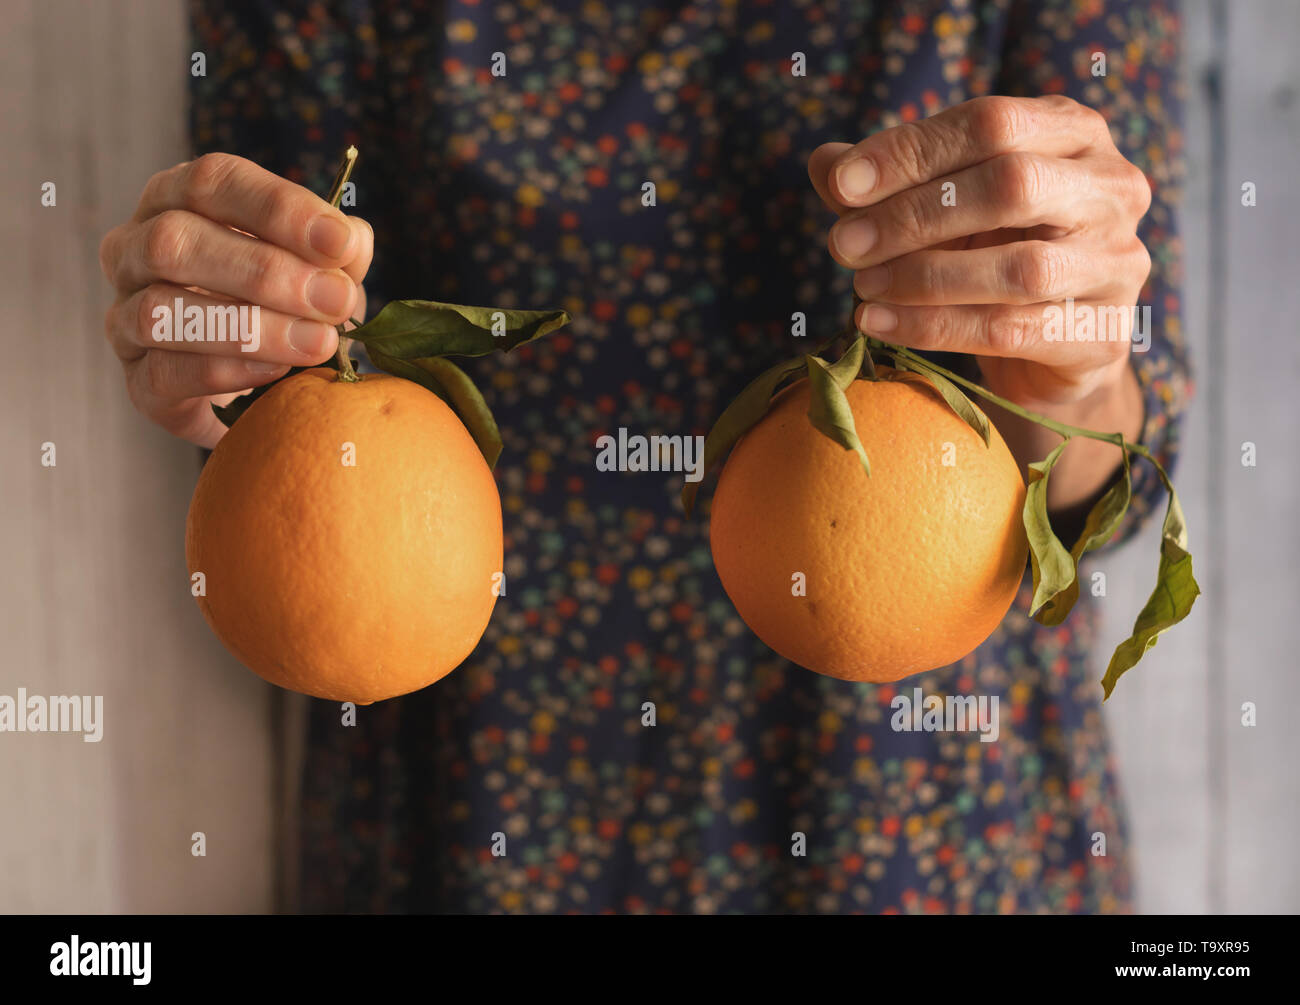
[210,148,571,472]
[683,330,1199,699]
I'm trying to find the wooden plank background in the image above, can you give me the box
[0,0,275,913]
[1100,0,1300,915]
[1,0,1295,914]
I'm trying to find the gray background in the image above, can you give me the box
[1,0,1296,913]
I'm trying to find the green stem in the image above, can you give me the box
[851,296,878,381]
[325,146,357,209]
[864,336,1167,477]
[324,147,361,383]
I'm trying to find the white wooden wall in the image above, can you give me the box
[1100,0,1300,914]
[1,0,1295,914]
[0,1,275,913]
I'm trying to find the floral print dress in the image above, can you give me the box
[190,0,1188,913]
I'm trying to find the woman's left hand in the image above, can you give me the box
[809,94,1152,413]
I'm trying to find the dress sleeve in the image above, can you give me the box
[997,0,1191,549]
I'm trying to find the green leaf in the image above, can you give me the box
[805,355,871,477]
[893,354,991,447]
[1073,451,1135,557]
[1035,451,1132,627]
[348,300,570,359]
[826,334,865,389]
[362,345,442,394]
[1023,440,1074,618]
[1101,486,1200,698]
[210,357,341,429]
[368,347,503,469]
[681,355,805,516]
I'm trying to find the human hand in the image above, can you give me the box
[808,95,1152,412]
[99,153,373,446]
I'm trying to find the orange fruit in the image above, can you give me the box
[186,368,502,703]
[708,366,1028,682]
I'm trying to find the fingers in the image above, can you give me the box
[133,153,358,267]
[808,96,1154,405]
[351,282,369,324]
[813,95,1110,212]
[854,297,1141,372]
[851,238,1136,307]
[105,283,339,365]
[102,209,359,323]
[807,141,854,213]
[98,153,378,447]
[828,152,1106,269]
[122,351,290,447]
[342,217,373,287]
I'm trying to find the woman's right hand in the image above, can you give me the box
[99,153,373,447]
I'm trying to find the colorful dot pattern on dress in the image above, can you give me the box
[190,0,1189,914]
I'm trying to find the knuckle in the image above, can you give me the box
[146,158,195,201]
[184,153,237,208]
[258,185,302,242]
[1081,104,1112,141]
[886,123,933,184]
[930,309,961,348]
[135,169,169,215]
[142,211,192,274]
[992,152,1049,210]
[985,307,1037,356]
[134,285,169,342]
[1132,238,1153,287]
[971,96,1026,151]
[910,255,946,303]
[195,358,233,396]
[102,303,120,349]
[1126,162,1153,215]
[894,188,938,247]
[241,242,284,302]
[98,226,121,282]
[921,308,963,350]
[123,368,149,416]
[1010,242,1068,302]
[349,217,375,270]
[1105,332,1133,364]
[141,350,174,398]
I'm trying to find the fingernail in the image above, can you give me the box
[288,319,335,357]
[859,303,897,333]
[855,265,890,297]
[834,217,877,261]
[308,215,353,258]
[835,158,877,201]
[307,271,354,318]
[246,361,287,376]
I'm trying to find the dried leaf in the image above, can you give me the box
[1035,451,1132,627]
[1102,486,1200,697]
[806,355,870,477]
[681,356,805,516]
[894,354,991,447]
[1023,441,1074,618]
[349,300,570,359]
[826,334,865,389]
